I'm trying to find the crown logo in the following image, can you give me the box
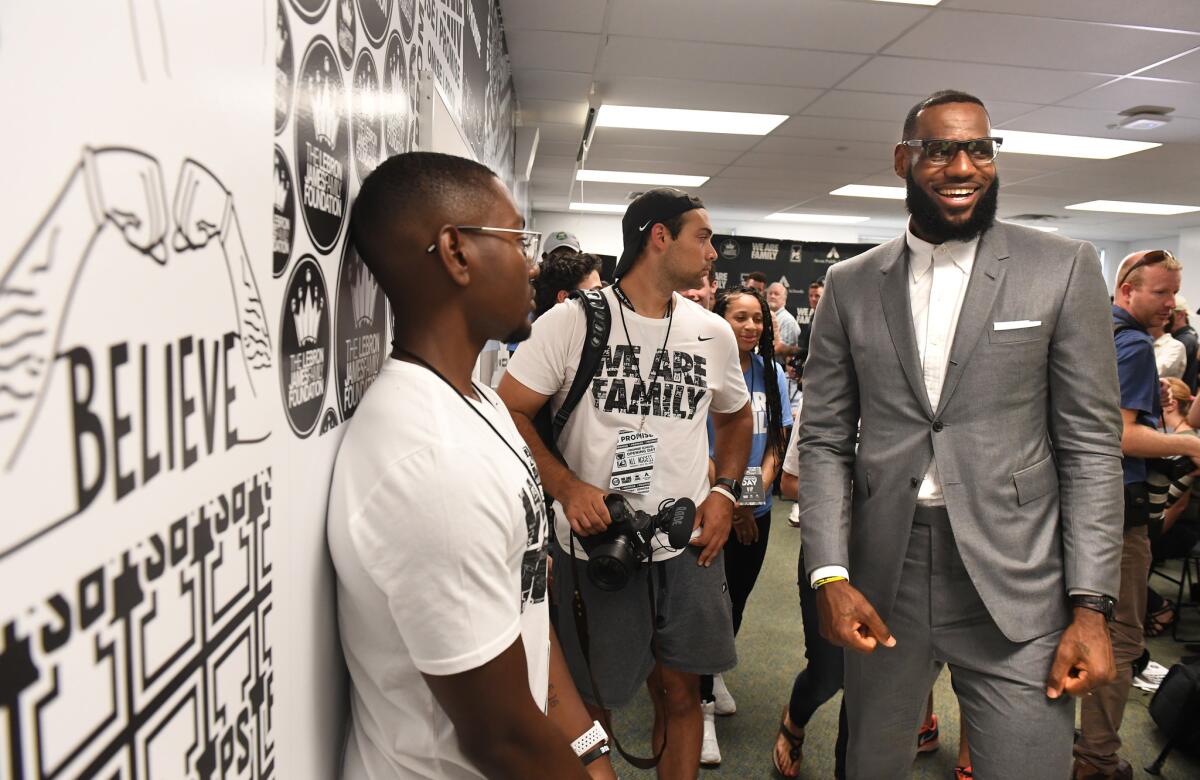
[276,16,288,65]
[292,268,325,347]
[274,167,289,211]
[310,55,341,148]
[349,256,379,328]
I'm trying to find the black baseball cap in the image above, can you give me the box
[614,187,705,280]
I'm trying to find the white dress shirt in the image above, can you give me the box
[808,224,979,587]
[1154,332,1186,380]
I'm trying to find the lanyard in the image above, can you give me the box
[612,284,675,432]
[392,348,540,487]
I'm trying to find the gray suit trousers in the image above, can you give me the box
[844,507,1075,780]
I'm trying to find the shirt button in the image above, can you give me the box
[932,420,944,432]
[910,477,921,487]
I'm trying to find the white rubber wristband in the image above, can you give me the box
[571,720,608,756]
[709,485,737,504]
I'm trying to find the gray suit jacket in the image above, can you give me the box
[797,222,1124,642]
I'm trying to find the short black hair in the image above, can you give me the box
[808,279,824,289]
[532,251,602,317]
[350,152,498,283]
[746,271,768,284]
[902,90,989,140]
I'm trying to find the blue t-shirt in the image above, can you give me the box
[1113,305,1160,484]
[706,355,793,514]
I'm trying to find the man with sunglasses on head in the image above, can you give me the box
[1075,249,1197,779]
[797,90,1125,779]
[327,152,608,780]
[499,188,752,779]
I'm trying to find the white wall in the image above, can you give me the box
[1121,229,1200,311]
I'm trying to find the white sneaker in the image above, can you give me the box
[712,673,737,715]
[788,502,800,527]
[701,701,721,766]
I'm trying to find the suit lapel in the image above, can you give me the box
[935,224,1010,417]
[878,236,934,418]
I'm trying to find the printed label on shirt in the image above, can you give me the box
[608,429,658,495]
[740,466,765,506]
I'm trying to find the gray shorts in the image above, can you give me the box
[551,543,737,709]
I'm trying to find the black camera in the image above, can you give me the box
[573,494,696,591]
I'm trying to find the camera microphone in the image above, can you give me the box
[665,498,696,549]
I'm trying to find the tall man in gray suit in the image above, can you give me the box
[797,90,1124,779]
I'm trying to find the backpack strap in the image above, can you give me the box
[551,289,610,440]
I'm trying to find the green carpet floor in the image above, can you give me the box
[606,502,1200,778]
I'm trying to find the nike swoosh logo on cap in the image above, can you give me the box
[639,219,653,231]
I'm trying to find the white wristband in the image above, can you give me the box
[571,720,608,757]
[709,485,737,504]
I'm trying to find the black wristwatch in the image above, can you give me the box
[714,476,742,502]
[1070,594,1116,622]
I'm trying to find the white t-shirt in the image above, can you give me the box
[327,359,551,780]
[507,287,749,561]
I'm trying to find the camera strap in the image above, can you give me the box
[568,534,667,770]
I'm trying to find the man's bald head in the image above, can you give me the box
[350,152,500,297]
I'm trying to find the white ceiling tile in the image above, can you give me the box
[755,135,897,160]
[526,123,584,144]
[607,0,928,54]
[1061,78,1200,120]
[497,0,607,33]
[799,89,1042,124]
[1141,49,1200,82]
[512,69,593,102]
[596,35,868,89]
[590,126,763,151]
[518,98,590,126]
[586,144,744,166]
[885,10,1198,74]
[772,115,900,143]
[837,56,1112,105]
[578,159,717,177]
[1001,105,1200,143]
[596,77,824,114]
[733,152,886,176]
[942,0,1200,34]
[505,30,601,72]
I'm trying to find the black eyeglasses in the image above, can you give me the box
[426,226,542,265]
[899,137,1003,165]
[1117,249,1176,288]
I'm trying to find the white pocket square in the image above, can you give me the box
[993,320,1041,331]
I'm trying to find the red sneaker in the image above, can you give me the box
[917,713,940,753]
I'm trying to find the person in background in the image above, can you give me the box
[745,271,767,293]
[542,230,583,262]
[768,281,801,362]
[533,250,603,318]
[697,286,792,767]
[1170,295,1198,392]
[1152,320,1186,380]
[327,151,605,780]
[682,266,719,311]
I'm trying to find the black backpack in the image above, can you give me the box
[1147,659,1200,773]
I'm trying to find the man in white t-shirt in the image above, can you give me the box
[499,188,752,778]
[327,152,602,780]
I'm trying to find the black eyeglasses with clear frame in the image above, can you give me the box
[899,137,1003,165]
[426,226,543,265]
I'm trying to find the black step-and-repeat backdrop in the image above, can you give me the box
[0,1,517,778]
[711,235,877,331]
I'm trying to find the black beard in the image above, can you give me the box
[501,319,533,344]
[906,172,999,243]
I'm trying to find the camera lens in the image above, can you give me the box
[586,536,639,591]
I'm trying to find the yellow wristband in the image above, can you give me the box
[813,575,847,589]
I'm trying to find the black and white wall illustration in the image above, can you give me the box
[1,0,519,775]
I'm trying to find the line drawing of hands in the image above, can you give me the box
[88,147,170,263]
[172,159,231,252]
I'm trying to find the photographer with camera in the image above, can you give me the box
[499,188,752,779]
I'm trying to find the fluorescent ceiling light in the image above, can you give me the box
[765,212,870,224]
[831,184,907,200]
[994,129,1159,159]
[570,202,627,214]
[576,169,709,187]
[596,105,788,136]
[1065,200,1200,216]
[869,0,941,5]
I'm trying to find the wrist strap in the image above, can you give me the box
[580,743,611,767]
[709,485,736,504]
[813,575,848,589]
[571,720,608,756]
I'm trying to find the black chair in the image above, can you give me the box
[1150,539,1200,642]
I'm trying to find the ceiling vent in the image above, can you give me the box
[1111,105,1174,131]
[1008,213,1060,222]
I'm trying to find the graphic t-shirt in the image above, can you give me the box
[327,359,550,779]
[744,353,793,515]
[507,288,750,561]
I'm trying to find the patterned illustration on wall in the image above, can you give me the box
[295,36,349,254]
[356,0,392,47]
[279,256,331,438]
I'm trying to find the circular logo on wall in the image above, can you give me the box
[383,31,416,157]
[279,256,331,437]
[273,145,296,277]
[289,0,330,22]
[351,49,382,185]
[320,407,341,435]
[397,0,416,42]
[336,0,357,69]
[274,1,294,135]
[720,239,740,260]
[295,36,350,254]
[356,0,392,48]
[334,242,388,420]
